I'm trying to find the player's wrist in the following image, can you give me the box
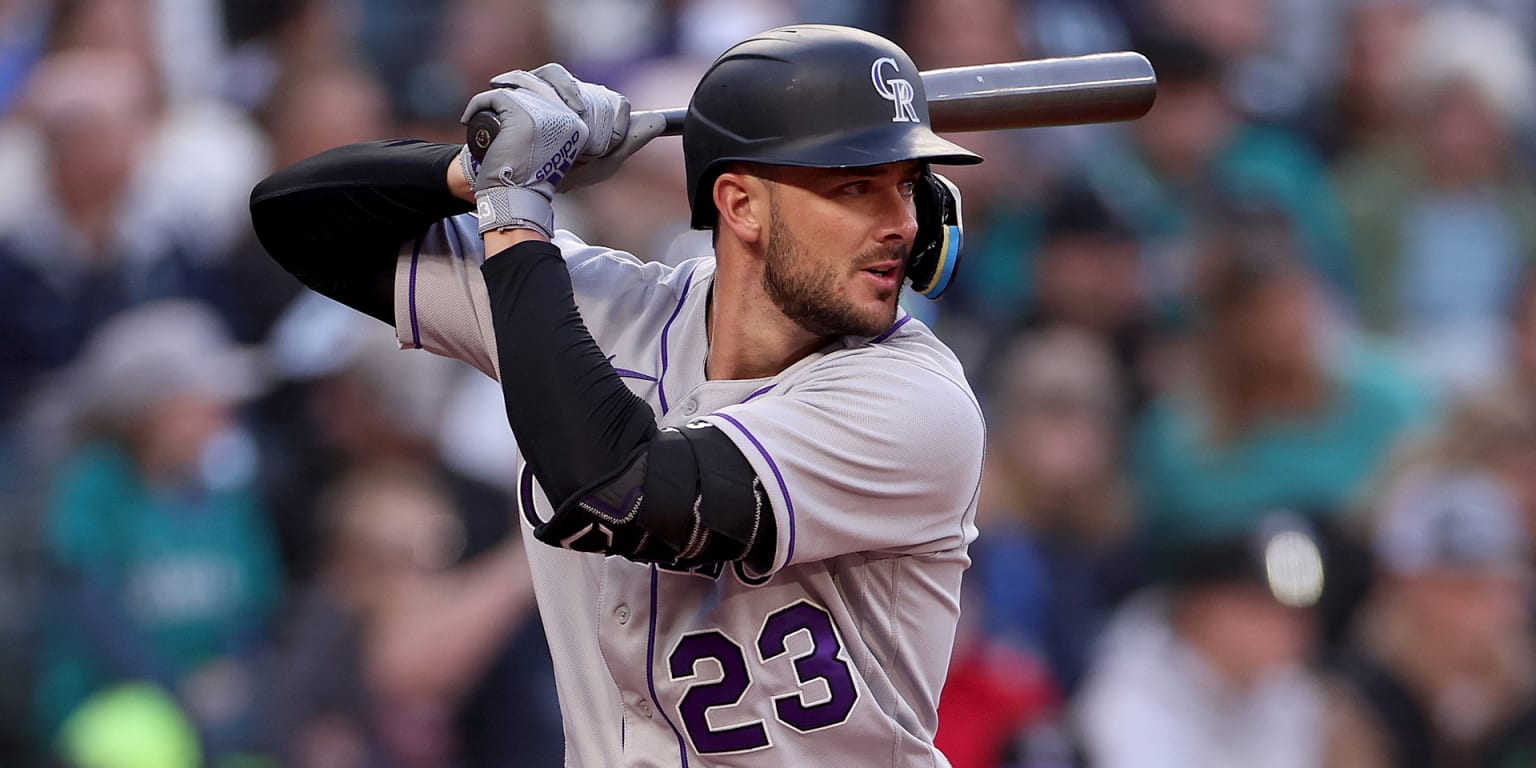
[475,185,554,239]
[483,227,550,253]
[448,147,478,202]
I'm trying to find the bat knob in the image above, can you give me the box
[466,110,500,163]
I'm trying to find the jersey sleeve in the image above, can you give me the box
[392,220,644,379]
[696,349,985,571]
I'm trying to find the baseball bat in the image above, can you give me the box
[466,51,1156,162]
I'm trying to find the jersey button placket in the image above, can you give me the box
[682,398,698,416]
[614,603,630,625]
[637,699,654,718]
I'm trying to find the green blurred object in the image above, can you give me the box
[57,683,201,768]
[216,752,276,768]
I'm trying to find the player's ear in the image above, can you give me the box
[713,171,766,246]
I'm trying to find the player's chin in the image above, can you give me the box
[848,295,901,336]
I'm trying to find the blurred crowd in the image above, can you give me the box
[4,0,1536,766]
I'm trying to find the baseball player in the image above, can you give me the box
[252,24,985,767]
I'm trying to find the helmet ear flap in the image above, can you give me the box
[907,171,964,299]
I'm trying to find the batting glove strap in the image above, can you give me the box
[458,145,481,187]
[475,186,554,238]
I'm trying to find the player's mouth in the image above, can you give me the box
[860,260,902,290]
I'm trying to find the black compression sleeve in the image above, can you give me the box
[249,139,473,323]
[479,241,660,503]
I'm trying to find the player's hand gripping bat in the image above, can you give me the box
[466,51,1157,163]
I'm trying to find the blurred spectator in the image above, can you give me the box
[259,299,495,581]
[45,0,226,105]
[259,298,563,767]
[0,0,48,116]
[935,610,1059,768]
[900,0,1026,70]
[1311,0,1423,159]
[1511,268,1536,402]
[1132,217,1433,555]
[0,49,181,443]
[221,0,357,112]
[1334,6,1536,394]
[396,0,552,136]
[1020,0,1132,59]
[1139,0,1268,61]
[972,327,1132,693]
[1331,466,1536,767]
[1460,270,1536,533]
[356,0,456,123]
[1078,37,1357,311]
[976,182,1164,413]
[220,63,392,344]
[1074,515,1342,767]
[27,0,268,243]
[1025,186,1145,349]
[0,43,265,484]
[1426,392,1536,549]
[261,64,392,176]
[31,300,282,763]
[269,464,545,768]
[1136,0,1322,123]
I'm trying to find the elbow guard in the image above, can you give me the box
[532,424,776,572]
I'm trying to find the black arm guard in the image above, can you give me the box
[538,425,776,573]
[481,243,776,572]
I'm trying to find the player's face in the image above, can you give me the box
[759,161,922,337]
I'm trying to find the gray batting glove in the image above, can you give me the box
[556,110,668,192]
[459,87,588,238]
[491,64,628,158]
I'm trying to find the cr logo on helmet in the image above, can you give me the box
[871,57,919,123]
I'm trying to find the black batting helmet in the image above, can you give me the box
[683,24,982,230]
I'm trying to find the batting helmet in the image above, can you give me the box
[683,24,982,230]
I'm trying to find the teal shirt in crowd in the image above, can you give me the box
[1131,349,1434,551]
[34,442,282,740]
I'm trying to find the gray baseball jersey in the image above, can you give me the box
[393,215,984,767]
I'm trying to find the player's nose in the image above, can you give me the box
[876,186,918,245]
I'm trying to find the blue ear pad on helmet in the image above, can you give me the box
[908,172,964,300]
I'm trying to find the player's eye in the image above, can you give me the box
[840,180,871,195]
[899,179,918,198]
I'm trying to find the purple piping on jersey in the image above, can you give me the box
[647,566,691,767]
[518,465,541,528]
[657,264,700,414]
[742,384,776,403]
[713,413,796,564]
[869,312,912,345]
[408,238,424,348]
[615,368,658,382]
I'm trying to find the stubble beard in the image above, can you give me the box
[761,210,903,338]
